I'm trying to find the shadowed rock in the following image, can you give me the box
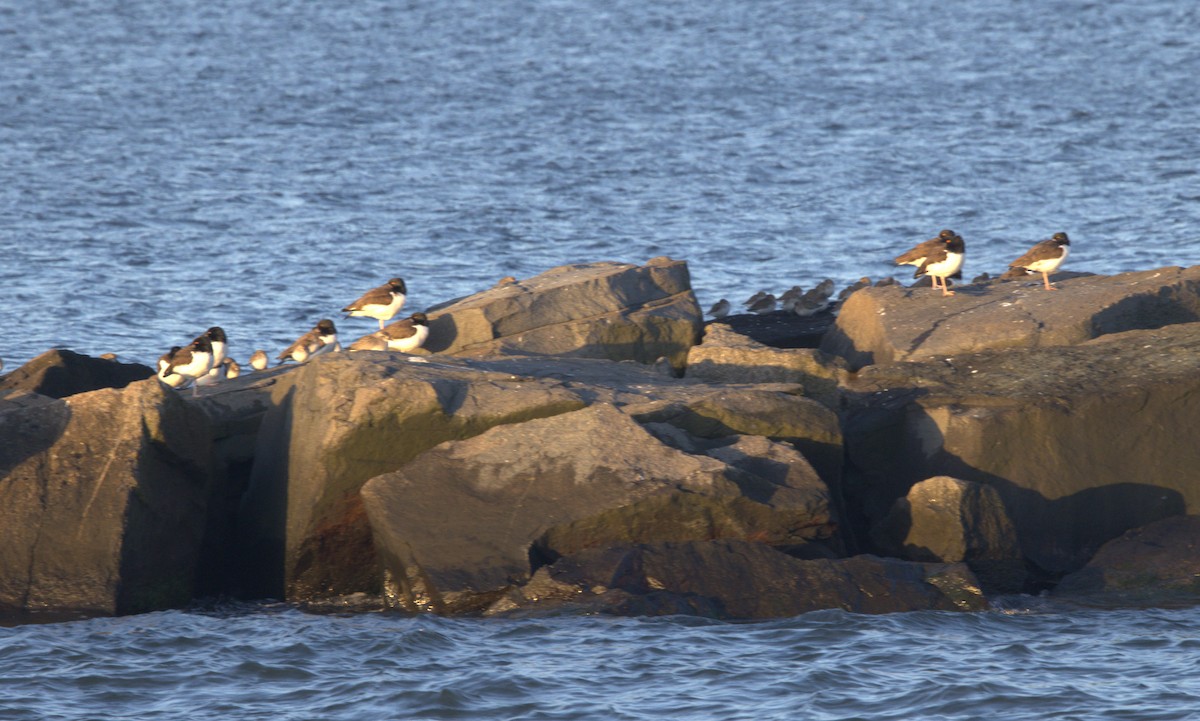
[0,379,212,619]
[873,476,1024,593]
[822,265,1200,370]
[1054,515,1200,605]
[841,321,1200,577]
[0,349,154,399]
[487,541,986,618]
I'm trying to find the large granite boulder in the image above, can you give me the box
[0,349,154,399]
[423,258,703,370]
[0,379,212,619]
[822,265,1200,370]
[487,541,987,618]
[361,404,839,614]
[685,323,846,407]
[841,321,1200,577]
[1054,515,1200,605]
[873,476,1024,593]
[236,353,586,600]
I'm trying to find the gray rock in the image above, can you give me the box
[685,323,846,407]
[424,258,703,371]
[841,321,1200,576]
[874,476,1024,593]
[0,379,212,618]
[822,265,1200,370]
[360,404,840,614]
[1054,515,1200,605]
[488,541,987,618]
[0,349,154,399]
[236,353,586,601]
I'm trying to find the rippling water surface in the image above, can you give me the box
[2,0,1199,368]
[3,603,1200,720]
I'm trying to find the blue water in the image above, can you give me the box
[3,0,1200,717]
[2,0,1199,369]
[3,602,1200,720]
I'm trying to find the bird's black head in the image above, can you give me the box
[316,319,337,334]
[388,278,407,294]
[411,312,429,325]
[938,229,956,239]
[945,233,965,252]
[192,336,213,353]
[206,326,227,343]
[1053,232,1070,245]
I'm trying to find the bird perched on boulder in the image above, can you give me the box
[707,298,731,318]
[196,327,228,384]
[794,279,835,316]
[894,229,966,296]
[157,336,214,396]
[278,319,340,363]
[746,293,777,314]
[249,349,269,371]
[352,312,430,353]
[342,277,407,329]
[1008,232,1071,290]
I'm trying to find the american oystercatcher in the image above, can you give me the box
[1008,232,1071,290]
[894,229,966,296]
[342,277,407,329]
[278,319,341,363]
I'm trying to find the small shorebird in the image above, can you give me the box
[353,312,430,353]
[278,319,341,363]
[157,336,214,396]
[196,357,239,386]
[707,299,731,318]
[746,293,777,314]
[794,280,835,316]
[838,277,872,301]
[1008,232,1071,290]
[343,277,407,329]
[894,229,966,296]
[249,349,269,371]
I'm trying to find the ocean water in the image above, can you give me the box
[2,0,1199,369]
[3,602,1200,720]
[3,0,1200,717]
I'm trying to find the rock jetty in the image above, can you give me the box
[3,258,1199,622]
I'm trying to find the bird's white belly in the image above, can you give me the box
[925,251,964,278]
[1025,246,1068,273]
[387,325,429,352]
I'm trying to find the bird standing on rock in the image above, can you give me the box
[343,277,407,329]
[1008,232,1071,291]
[353,312,431,353]
[278,319,340,363]
[894,229,966,297]
[707,299,731,318]
[157,336,214,396]
[249,349,269,371]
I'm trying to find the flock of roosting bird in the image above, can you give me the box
[708,229,1071,317]
[155,278,429,396]
[153,229,1070,396]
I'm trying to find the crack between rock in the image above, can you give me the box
[906,296,1041,357]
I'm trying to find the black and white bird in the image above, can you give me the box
[1008,232,1071,291]
[157,336,214,396]
[894,229,966,297]
[353,312,430,353]
[249,349,269,372]
[278,319,341,363]
[343,277,408,329]
[198,327,228,383]
[196,357,239,387]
